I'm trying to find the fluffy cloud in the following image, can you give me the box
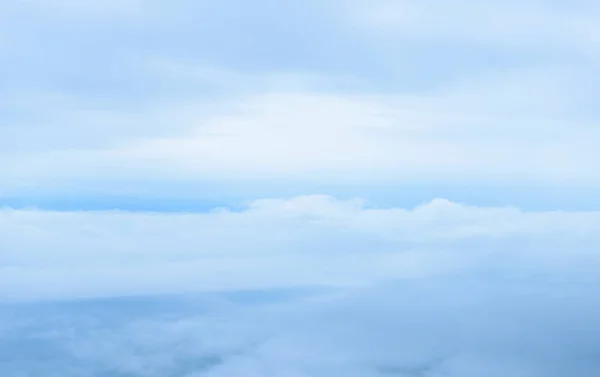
[2,195,600,300]
[2,196,600,376]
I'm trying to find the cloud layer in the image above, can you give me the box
[2,195,600,300]
[2,197,600,376]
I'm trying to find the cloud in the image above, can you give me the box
[3,67,598,194]
[2,195,600,301]
[2,252,600,376]
[2,0,600,197]
[113,80,595,182]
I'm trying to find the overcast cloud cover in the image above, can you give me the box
[2,0,600,376]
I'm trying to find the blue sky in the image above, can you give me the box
[3,0,600,210]
[3,1,600,376]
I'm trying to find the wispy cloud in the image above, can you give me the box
[2,0,600,196]
[3,68,598,195]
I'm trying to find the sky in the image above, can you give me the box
[2,0,600,209]
[2,0,600,376]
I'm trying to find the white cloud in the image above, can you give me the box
[2,195,600,300]
[2,195,600,376]
[2,1,599,191]
[116,91,589,181]
[2,65,599,192]
[2,252,600,376]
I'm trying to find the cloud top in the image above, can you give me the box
[2,195,599,300]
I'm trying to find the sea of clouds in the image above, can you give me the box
[2,195,600,376]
